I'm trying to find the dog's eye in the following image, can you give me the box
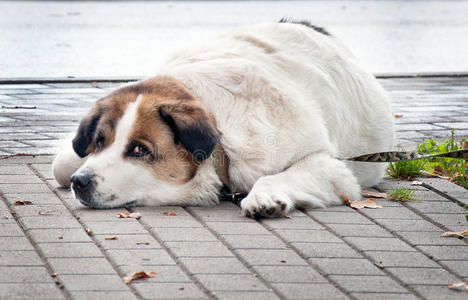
[95,136,105,151]
[131,144,149,157]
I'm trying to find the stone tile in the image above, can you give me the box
[253,265,327,283]
[179,257,250,274]
[18,215,82,229]
[376,219,442,232]
[274,229,343,244]
[0,250,43,266]
[0,266,53,283]
[0,183,52,194]
[349,293,418,300]
[194,274,268,291]
[359,206,421,220]
[326,224,394,238]
[440,260,468,278]
[364,251,439,268]
[150,227,217,242]
[424,213,468,227]
[308,258,385,276]
[416,245,468,260]
[68,291,136,300]
[48,257,116,275]
[308,211,374,224]
[235,249,308,266]
[105,249,176,266]
[221,234,287,249]
[329,275,408,293]
[406,201,467,214]
[291,242,362,259]
[262,216,323,230]
[10,204,71,217]
[4,192,64,205]
[83,221,147,235]
[215,291,280,300]
[118,265,190,283]
[164,241,234,257]
[272,283,347,299]
[344,237,416,252]
[28,228,92,243]
[145,216,203,228]
[0,223,24,236]
[187,202,252,222]
[132,282,207,299]
[0,283,64,299]
[410,285,468,300]
[386,267,460,285]
[206,221,271,235]
[94,234,161,250]
[0,236,35,250]
[37,242,103,258]
[0,174,43,184]
[59,274,129,291]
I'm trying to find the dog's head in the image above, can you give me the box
[70,77,220,208]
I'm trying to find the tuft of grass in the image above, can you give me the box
[387,156,427,180]
[388,188,415,202]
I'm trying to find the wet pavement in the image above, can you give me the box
[1,0,468,78]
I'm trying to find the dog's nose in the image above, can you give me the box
[71,172,92,190]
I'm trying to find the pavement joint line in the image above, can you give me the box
[0,186,70,299]
[183,207,288,300]
[130,207,216,300]
[26,164,144,300]
[303,212,424,299]
[351,201,467,283]
[415,182,468,209]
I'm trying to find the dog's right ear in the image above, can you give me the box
[72,108,103,158]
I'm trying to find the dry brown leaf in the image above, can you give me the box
[105,236,118,240]
[38,210,58,215]
[394,113,404,118]
[345,198,382,209]
[441,230,468,238]
[13,200,32,206]
[116,212,142,219]
[448,281,468,290]
[85,227,93,236]
[163,212,177,216]
[361,190,389,199]
[462,141,468,150]
[123,271,156,284]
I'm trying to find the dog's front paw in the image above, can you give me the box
[240,192,293,219]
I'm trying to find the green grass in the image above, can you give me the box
[387,130,467,189]
[388,188,415,202]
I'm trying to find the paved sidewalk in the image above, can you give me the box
[0,77,467,299]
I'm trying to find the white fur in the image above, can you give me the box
[53,22,394,216]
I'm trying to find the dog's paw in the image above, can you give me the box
[240,192,293,219]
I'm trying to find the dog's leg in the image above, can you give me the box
[52,138,88,187]
[240,152,361,218]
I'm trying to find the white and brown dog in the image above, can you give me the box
[52,20,394,218]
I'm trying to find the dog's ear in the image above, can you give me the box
[158,103,219,162]
[72,107,102,158]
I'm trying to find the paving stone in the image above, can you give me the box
[105,249,176,266]
[359,206,422,220]
[133,206,192,218]
[406,201,468,214]
[291,242,362,259]
[308,211,374,224]
[206,221,271,235]
[10,204,71,217]
[398,230,466,246]
[27,228,92,243]
[0,223,24,236]
[164,241,235,257]
[59,274,129,291]
[376,219,442,232]
[150,227,217,242]
[424,213,468,227]
[274,229,343,243]
[4,192,64,205]
[118,265,190,283]
[236,249,308,266]
[0,183,52,194]
[328,275,408,293]
[439,260,468,278]
[410,285,468,300]
[364,251,439,268]
[326,224,394,238]
[37,242,103,258]
[0,174,44,184]
[0,283,64,299]
[0,266,53,283]
[187,202,253,222]
[48,257,116,275]
[344,237,416,252]
[68,291,136,300]
[385,267,460,285]
[214,291,280,300]
[94,234,161,250]
[144,216,204,228]
[194,274,268,291]
[349,293,418,300]
[18,215,82,229]
[262,216,323,230]
[308,258,386,276]
[253,265,327,283]
[221,234,288,249]
[416,245,468,260]
[0,236,35,250]
[0,164,32,174]
[0,250,43,266]
[179,257,250,274]
[83,221,147,235]
[272,283,347,299]
[132,282,207,299]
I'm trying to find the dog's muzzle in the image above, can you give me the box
[71,171,95,207]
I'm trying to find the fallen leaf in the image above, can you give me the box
[345,198,382,209]
[441,230,468,238]
[179,287,185,291]
[361,190,389,199]
[105,236,118,240]
[448,281,468,290]
[163,212,177,216]
[136,242,150,245]
[50,273,57,277]
[13,200,32,206]
[38,210,58,215]
[116,212,142,219]
[123,271,156,284]
[411,181,423,186]
[394,113,404,118]
[280,260,286,263]
[85,227,93,236]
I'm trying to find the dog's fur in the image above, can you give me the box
[52,21,394,218]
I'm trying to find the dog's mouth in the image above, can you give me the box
[74,188,137,209]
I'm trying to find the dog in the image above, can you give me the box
[52,20,394,218]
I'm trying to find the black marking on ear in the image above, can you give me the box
[158,107,219,162]
[72,111,102,158]
[279,18,330,36]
